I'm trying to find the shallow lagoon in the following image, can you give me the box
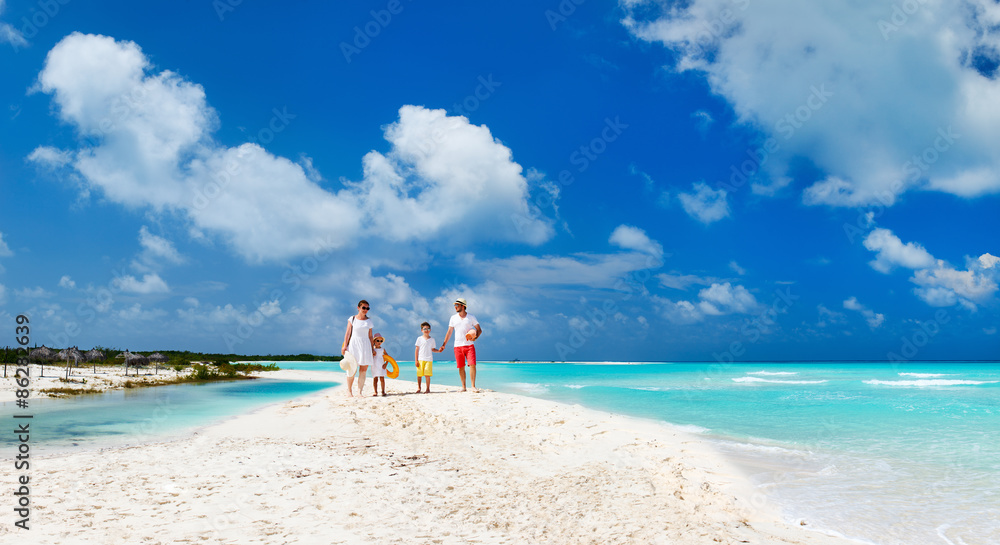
[1,376,337,453]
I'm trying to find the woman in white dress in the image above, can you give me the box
[341,299,375,397]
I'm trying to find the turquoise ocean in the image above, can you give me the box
[5,361,997,545]
[299,359,999,545]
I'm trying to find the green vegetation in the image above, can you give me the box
[136,350,339,363]
[38,387,104,396]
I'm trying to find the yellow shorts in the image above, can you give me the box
[417,360,433,377]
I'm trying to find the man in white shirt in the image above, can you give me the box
[440,298,483,392]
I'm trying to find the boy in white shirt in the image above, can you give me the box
[414,321,443,393]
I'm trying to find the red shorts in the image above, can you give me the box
[454,345,477,368]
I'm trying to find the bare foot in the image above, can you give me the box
[423,390,430,394]
[415,389,422,394]
[461,388,467,392]
[372,392,378,397]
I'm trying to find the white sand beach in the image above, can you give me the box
[0,363,200,403]
[3,370,861,544]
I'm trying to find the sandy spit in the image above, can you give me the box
[1,370,861,544]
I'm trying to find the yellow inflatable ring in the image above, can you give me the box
[384,353,399,379]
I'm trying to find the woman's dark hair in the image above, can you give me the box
[358,300,369,308]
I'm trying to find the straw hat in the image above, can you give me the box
[340,351,358,376]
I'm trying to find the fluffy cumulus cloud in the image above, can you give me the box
[30,33,554,263]
[863,228,936,273]
[621,0,1000,206]
[654,282,760,324]
[609,224,664,259]
[697,282,760,315]
[843,296,885,329]
[678,181,729,224]
[653,297,703,325]
[912,257,999,309]
[112,273,169,294]
[862,227,998,309]
[137,226,184,267]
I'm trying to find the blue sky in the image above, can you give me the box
[1,0,998,361]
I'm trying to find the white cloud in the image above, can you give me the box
[138,226,184,265]
[979,252,1000,270]
[16,287,52,299]
[31,33,554,263]
[678,181,729,224]
[621,1,1000,206]
[0,283,6,305]
[654,281,762,323]
[861,228,998,309]
[843,296,885,329]
[863,228,935,273]
[653,297,704,325]
[697,282,760,315]
[0,231,11,257]
[257,299,282,318]
[177,303,245,325]
[58,275,76,289]
[0,1,27,49]
[609,224,664,259]
[26,146,73,169]
[112,273,169,294]
[657,272,715,291]
[729,260,746,275]
[912,259,998,307]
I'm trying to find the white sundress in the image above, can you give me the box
[347,316,374,374]
[371,347,386,378]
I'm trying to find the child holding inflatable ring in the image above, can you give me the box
[371,332,390,397]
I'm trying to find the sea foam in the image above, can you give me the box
[733,376,828,384]
[506,382,551,394]
[865,379,998,387]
